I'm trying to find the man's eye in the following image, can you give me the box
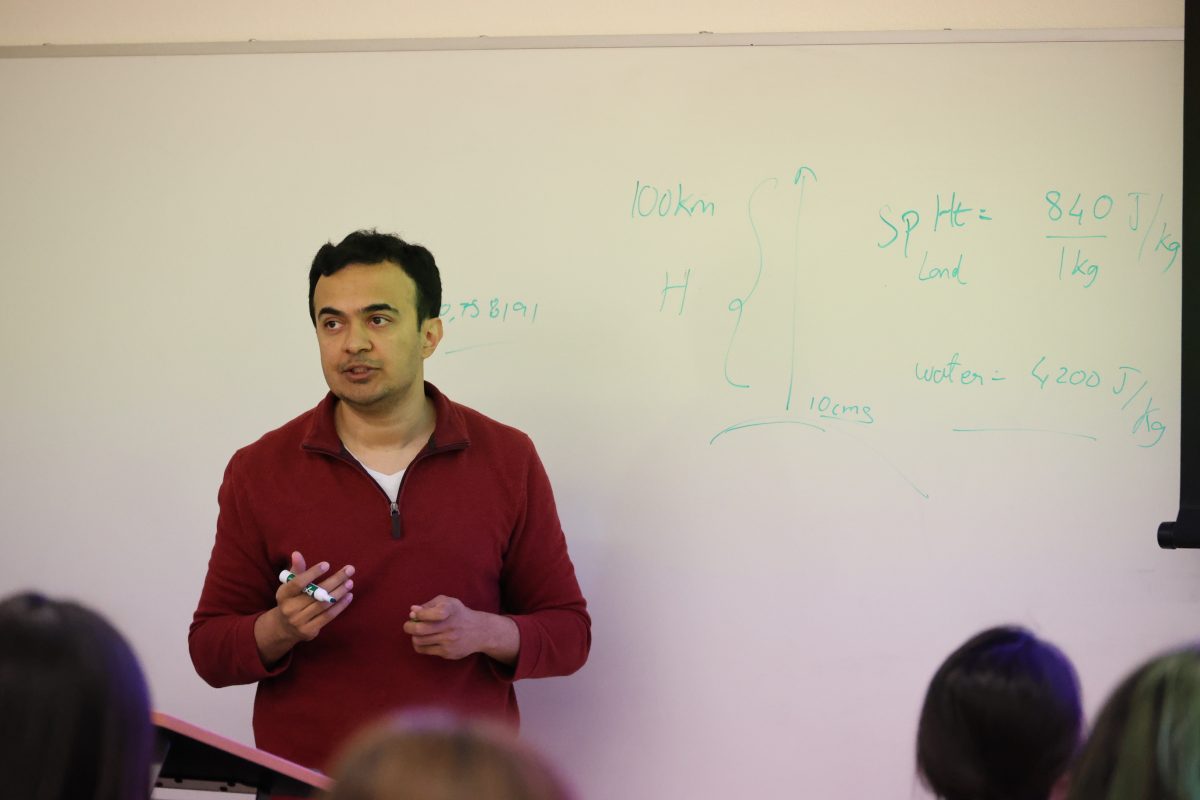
[322,319,342,330]
[370,316,389,325]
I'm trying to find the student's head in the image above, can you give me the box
[1066,645,1200,800]
[326,710,573,800]
[309,230,442,328]
[917,626,1082,800]
[0,591,152,800]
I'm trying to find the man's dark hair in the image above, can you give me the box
[0,591,153,800]
[916,626,1082,800]
[309,230,442,327]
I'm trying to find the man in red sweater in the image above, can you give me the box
[189,230,591,771]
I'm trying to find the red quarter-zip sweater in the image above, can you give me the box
[189,383,590,770]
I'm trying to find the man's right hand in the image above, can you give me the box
[254,550,355,667]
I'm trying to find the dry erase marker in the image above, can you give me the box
[278,570,336,604]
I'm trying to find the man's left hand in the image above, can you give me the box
[404,595,520,665]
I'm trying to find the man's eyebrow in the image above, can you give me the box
[316,303,400,318]
[362,303,400,315]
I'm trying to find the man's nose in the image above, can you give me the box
[344,320,371,352]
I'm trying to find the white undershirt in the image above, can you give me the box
[349,452,405,501]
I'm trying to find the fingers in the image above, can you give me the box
[319,564,355,594]
[278,562,356,600]
[405,597,454,637]
[291,574,355,616]
[298,593,357,639]
[405,597,476,660]
[278,559,330,600]
[404,616,440,636]
[410,632,466,660]
[410,629,455,647]
[284,583,356,639]
[409,596,455,623]
[280,591,328,632]
[273,557,357,643]
[314,590,355,625]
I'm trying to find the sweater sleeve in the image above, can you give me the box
[500,443,592,681]
[188,452,291,687]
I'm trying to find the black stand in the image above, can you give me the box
[1160,0,1199,548]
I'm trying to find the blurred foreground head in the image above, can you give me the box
[0,591,152,800]
[1067,645,1200,800]
[327,710,573,800]
[917,626,1082,800]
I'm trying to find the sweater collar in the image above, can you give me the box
[301,381,469,456]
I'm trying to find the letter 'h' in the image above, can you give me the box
[660,269,691,315]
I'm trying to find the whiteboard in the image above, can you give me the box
[0,40,1191,799]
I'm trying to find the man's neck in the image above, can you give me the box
[334,386,436,456]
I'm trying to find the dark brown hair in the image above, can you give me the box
[0,591,153,800]
[917,626,1082,800]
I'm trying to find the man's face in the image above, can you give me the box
[312,261,442,412]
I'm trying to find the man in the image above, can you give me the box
[189,230,590,771]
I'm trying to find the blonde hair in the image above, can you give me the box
[326,711,572,800]
[1067,645,1200,800]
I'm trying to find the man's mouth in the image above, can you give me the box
[342,364,377,377]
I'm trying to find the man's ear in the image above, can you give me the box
[421,317,444,358]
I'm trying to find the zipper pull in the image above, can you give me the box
[390,501,402,539]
